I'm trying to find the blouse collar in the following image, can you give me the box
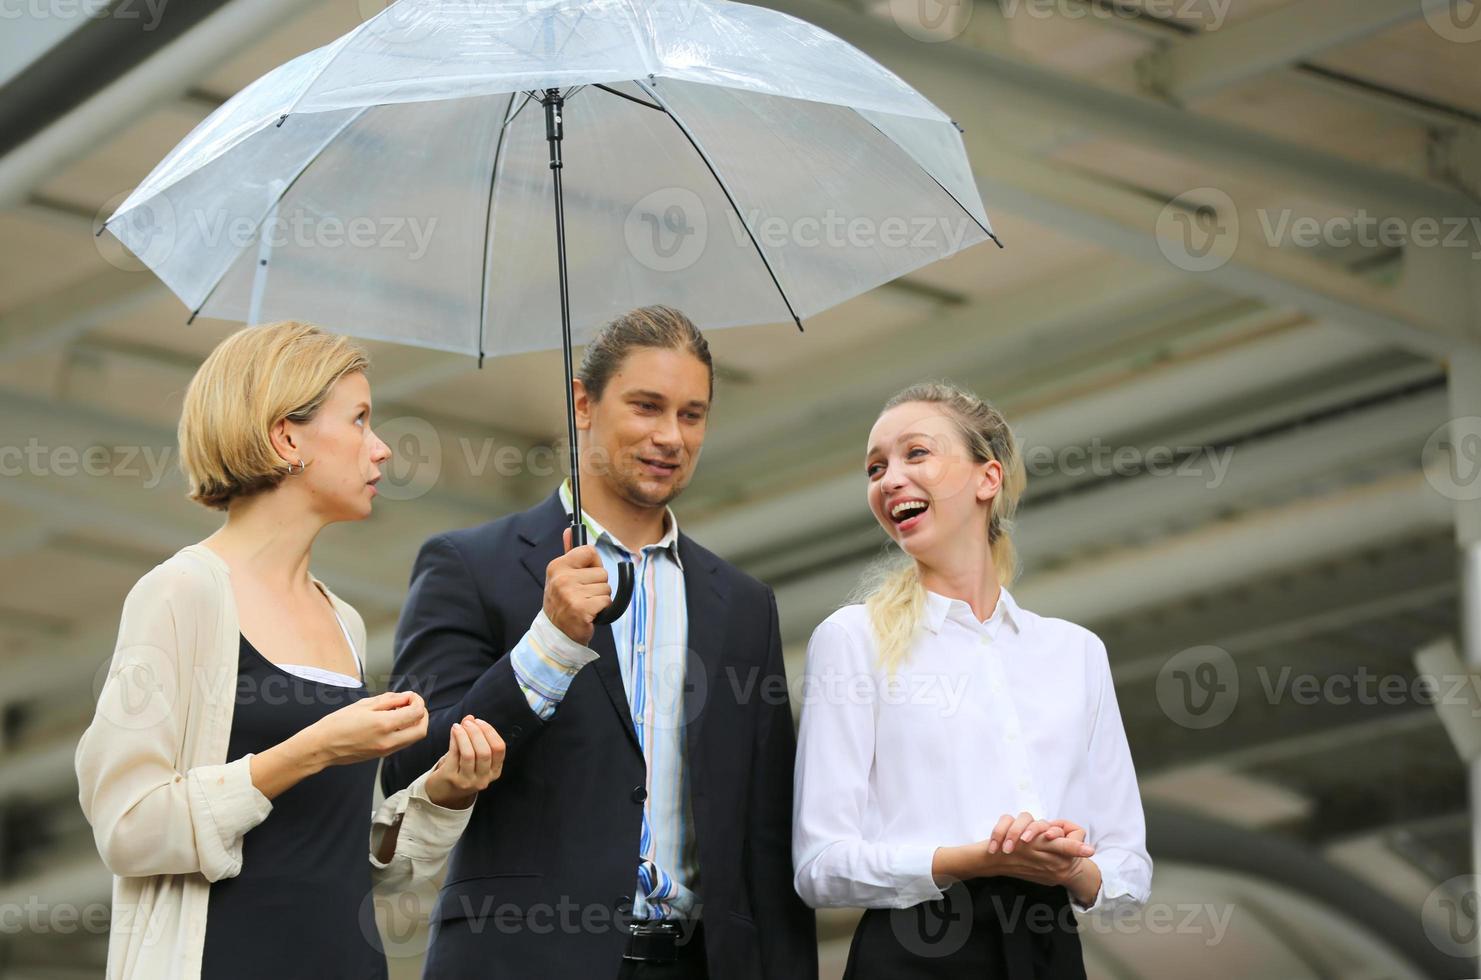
[922,585,1023,636]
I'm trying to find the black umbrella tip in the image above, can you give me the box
[989,231,1005,249]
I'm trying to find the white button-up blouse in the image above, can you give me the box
[792,586,1152,915]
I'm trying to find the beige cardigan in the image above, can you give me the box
[75,543,470,980]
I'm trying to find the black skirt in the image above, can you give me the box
[843,877,1086,980]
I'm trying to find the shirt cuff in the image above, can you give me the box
[369,768,474,873]
[531,609,599,668]
[894,843,948,908]
[1071,863,1130,914]
[194,754,273,841]
[186,754,273,882]
[511,611,599,720]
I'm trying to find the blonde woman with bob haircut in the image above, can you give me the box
[76,321,505,980]
[792,381,1151,979]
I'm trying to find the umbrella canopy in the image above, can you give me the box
[103,0,996,357]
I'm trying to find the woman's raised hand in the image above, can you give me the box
[423,716,506,810]
[303,691,430,767]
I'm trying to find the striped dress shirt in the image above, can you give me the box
[509,480,699,921]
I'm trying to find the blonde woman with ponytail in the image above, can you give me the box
[792,382,1151,979]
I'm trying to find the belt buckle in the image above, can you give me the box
[624,920,682,962]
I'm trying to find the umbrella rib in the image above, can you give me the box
[851,110,1003,249]
[188,107,370,324]
[629,79,803,332]
[592,83,661,113]
[478,91,521,367]
[506,92,535,127]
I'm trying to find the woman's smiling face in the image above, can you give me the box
[865,400,999,559]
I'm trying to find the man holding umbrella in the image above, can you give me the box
[383,306,817,980]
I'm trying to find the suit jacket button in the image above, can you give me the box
[508,725,524,738]
[632,786,648,803]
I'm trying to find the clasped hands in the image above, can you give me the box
[935,810,1101,906]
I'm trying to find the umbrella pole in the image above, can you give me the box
[542,87,634,625]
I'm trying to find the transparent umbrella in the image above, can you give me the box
[102,0,999,621]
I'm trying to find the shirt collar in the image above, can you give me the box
[923,585,1022,637]
[558,478,683,568]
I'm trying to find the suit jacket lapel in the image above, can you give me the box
[518,490,641,756]
[679,533,728,754]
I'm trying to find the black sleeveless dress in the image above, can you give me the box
[201,634,389,980]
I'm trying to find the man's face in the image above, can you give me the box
[575,346,711,509]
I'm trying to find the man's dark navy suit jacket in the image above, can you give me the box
[382,488,818,979]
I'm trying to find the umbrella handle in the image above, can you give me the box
[594,560,635,625]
